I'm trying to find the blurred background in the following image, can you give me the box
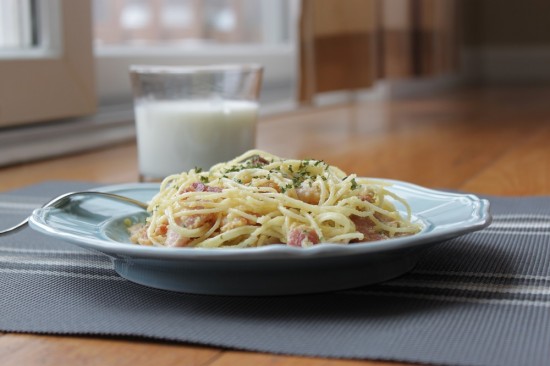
[0,0,548,166]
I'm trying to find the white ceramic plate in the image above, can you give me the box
[29,181,491,295]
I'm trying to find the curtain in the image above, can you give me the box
[298,0,460,103]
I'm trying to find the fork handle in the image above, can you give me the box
[0,218,30,236]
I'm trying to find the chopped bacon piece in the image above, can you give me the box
[295,185,320,205]
[156,224,168,235]
[128,223,152,246]
[257,179,280,191]
[165,212,216,247]
[184,182,222,193]
[287,226,320,247]
[243,155,270,166]
[182,213,216,229]
[221,216,250,232]
[165,227,191,247]
[359,194,375,203]
[351,216,387,242]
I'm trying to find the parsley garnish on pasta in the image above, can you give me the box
[128,150,421,248]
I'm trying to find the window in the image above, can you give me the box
[0,0,297,166]
[94,0,290,46]
[0,0,35,53]
[93,0,299,109]
[0,0,296,128]
[0,0,96,127]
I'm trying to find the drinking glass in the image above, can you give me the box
[129,64,263,182]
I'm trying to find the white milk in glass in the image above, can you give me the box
[135,100,258,178]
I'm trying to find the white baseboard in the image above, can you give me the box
[0,106,136,167]
[462,46,550,84]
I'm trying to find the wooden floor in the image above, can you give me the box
[0,85,549,365]
[2,85,549,196]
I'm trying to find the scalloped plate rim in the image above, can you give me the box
[28,180,492,262]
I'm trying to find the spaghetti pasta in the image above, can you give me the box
[128,150,421,248]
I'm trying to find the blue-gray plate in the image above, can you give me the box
[29,181,491,295]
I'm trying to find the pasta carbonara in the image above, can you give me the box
[129,150,421,248]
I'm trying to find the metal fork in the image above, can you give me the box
[0,191,148,235]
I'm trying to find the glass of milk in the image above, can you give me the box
[129,64,263,182]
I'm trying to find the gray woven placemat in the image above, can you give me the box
[1,181,549,366]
